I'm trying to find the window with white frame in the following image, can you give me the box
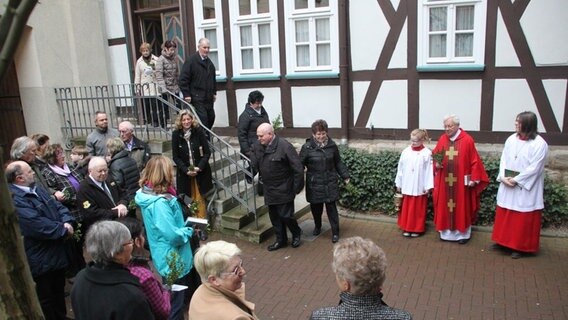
[418,0,486,68]
[229,0,279,76]
[193,0,225,77]
[285,0,338,74]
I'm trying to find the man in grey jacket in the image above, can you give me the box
[251,123,304,251]
[86,111,119,157]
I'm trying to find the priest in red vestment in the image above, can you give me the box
[432,115,489,244]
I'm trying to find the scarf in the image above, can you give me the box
[314,136,329,148]
[162,49,176,60]
[49,163,71,177]
[411,145,425,151]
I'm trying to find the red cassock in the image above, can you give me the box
[492,206,541,252]
[432,130,489,232]
[398,195,428,233]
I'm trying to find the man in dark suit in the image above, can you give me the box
[76,156,129,235]
[179,38,217,130]
[251,123,304,251]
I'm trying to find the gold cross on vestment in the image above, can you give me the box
[445,173,457,187]
[446,146,459,160]
[447,199,456,212]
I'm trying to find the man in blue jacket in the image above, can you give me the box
[6,160,75,320]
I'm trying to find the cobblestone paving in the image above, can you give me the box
[210,215,568,320]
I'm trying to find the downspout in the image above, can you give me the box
[338,0,350,145]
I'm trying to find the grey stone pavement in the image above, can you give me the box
[208,213,568,320]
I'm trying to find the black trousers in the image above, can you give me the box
[34,268,67,320]
[268,202,302,244]
[311,201,340,236]
[192,100,215,130]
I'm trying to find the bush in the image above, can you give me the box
[338,146,399,213]
[338,146,568,228]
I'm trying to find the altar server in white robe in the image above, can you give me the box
[395,129,434,237]
[491,111,548,259]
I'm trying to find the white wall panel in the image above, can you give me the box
[493,79,538,132]
[495,8,520,67]
[419,80,482,131]
[103,0,126,39]
[349,0,386,71]
[522,0,568,66]
[292,86,341,128]
[368,80,408,128]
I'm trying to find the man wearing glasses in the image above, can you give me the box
[432,115,489,244]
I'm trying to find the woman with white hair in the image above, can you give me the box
[71,220,154,319]
[310,237,412,320]
[188,240,258,320]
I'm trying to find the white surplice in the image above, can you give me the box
[395,146,434,196]
[497,134,548,212]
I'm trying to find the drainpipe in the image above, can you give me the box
[339,0,350,145]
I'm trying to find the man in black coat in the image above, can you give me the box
[251,123,304,251]
[179,38,217,130]
[76,157,129,235]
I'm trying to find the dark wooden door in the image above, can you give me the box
[0,62,26,162]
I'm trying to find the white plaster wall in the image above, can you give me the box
[292,86,341,128]
[349,0,386,71]
[12,1,111,143]
[493,79,567,133]
[352,81,370,127]
[214,91,229,127]
[495,8,520,67]
[522,0,568,66]
[369,80,408,129]
[108,45,131,86]
[543,79,567,131]
[493,79,537,132]
[235,88,282,125]
[419,80,482,131]
[389,20,407,69]
[103,0,126,39]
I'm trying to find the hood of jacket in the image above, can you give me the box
[135,185,176,210]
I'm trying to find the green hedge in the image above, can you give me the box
[338,146,568,228]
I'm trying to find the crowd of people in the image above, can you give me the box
[5,37,550,320]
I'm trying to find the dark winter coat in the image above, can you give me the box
[71,262,155,320]
[172,127,213,197]
[127,135,152,171]
[237,103,270,157]
[299,137,349,204]
[9,184,74,277]
[108,149,141,202]
[251,135,304,205]
[76,177,128,234]
[179,51,217,103]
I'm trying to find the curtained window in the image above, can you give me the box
[286,0,338,73]
[418,0,486,67]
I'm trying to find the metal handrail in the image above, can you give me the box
[55,84,259,228]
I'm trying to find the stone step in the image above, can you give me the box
[221,201,268,231]
[219,190,311,243]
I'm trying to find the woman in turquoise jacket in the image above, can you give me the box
[135,155,194,320]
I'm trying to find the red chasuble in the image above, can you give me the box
[432,130,489,233]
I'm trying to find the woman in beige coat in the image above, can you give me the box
[134,42,160,127]
[188,240,258,320]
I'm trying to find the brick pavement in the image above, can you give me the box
[209,215,568,320]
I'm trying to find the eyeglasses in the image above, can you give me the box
[221,259,244,277]
[122,239,134,247]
